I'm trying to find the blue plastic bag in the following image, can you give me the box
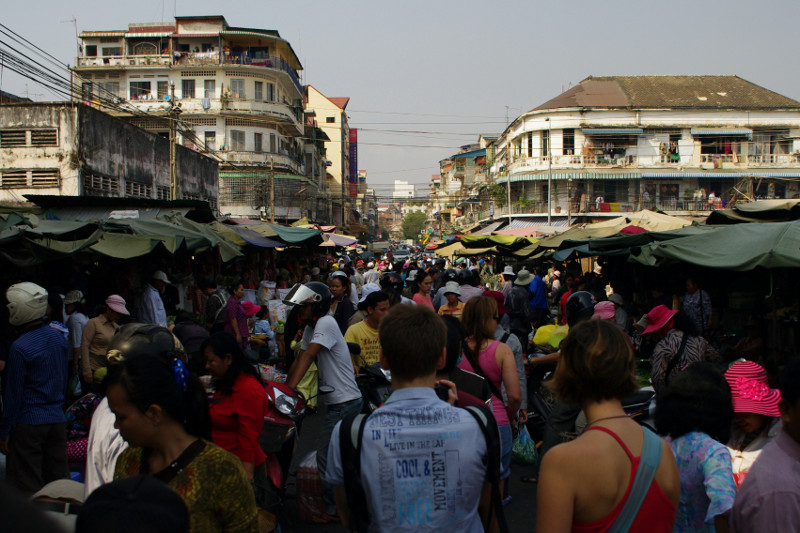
[511,425,538,465]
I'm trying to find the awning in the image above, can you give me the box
[642,172,800,179]
[504,217,570,229]
[452,148,486,160]
[125,32,173,38]
[473,221,505,235]
[690,128,752,137]
[505,172,640,183]
[582,128,643,135]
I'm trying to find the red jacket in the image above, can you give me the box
[210,373,267,466]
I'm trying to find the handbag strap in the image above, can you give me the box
[608,426,663,533]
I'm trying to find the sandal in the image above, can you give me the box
[519,475,538,483]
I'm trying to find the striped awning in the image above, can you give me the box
[79,32,125,38]
[506,172,640,183]
[582,128,643,135]
[505,217,570,229]
[690,128,752,137]
[642,172,800,179]
[125,32,173,38]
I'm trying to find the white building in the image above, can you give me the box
[490,76,800,221]
[393,179,415,199]
[73,15,327,221]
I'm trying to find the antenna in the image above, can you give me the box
[61,17,79,55]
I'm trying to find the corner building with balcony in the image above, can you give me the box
[73,16,325,221]
[491,76,800,221]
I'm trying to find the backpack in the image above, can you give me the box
[339,403,509,532]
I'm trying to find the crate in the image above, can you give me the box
[296,452,325,522]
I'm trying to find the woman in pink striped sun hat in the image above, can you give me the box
[724,360,782,488]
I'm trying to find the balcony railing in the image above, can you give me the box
[221,151,303,174]
[76,52,303,94]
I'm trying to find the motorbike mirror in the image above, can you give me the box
[318,385,335,395]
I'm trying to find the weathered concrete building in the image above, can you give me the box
[0,103,218,206]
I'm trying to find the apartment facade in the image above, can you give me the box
[73,15,325,221]
[0,103,217,205]
[487,76,800,221]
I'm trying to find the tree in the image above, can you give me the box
[402,211,427,240]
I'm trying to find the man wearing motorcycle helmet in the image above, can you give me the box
[84,323,186,496]
[0,282,70,493]
[379,272,414,307]
[283,282,362,522]
[538,290,597,456]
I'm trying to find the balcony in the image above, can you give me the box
[221,151,303,175]
[77,54,171,67]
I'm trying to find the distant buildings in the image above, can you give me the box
[392,180,415,199]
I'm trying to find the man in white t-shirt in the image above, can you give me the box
[284,282,362,521]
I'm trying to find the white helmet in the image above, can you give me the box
[7,282,48,326]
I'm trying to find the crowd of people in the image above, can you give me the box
[0,250,798,532]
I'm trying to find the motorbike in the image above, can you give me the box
[348,342,392,414]
[259,379,332,513]
[525,355,656,444]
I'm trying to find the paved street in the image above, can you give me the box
[282,408,539,532]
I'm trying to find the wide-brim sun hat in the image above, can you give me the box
[241,300,260,316]
[725,361,781,417]
[592,301,616,320]
[484,291,508,315]
[641,304,677,335]
[502,266,515,276]
[105,294,129,315]
[514,269,533,286]
[442,281,461,296]
[63,290,85,305]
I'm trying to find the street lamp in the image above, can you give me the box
[546,118,552,225]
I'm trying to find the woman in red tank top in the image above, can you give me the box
[537,320,680,533]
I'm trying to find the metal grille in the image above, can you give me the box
[30,129,59,147]
[182,70,215,77]
[0,170,28,188]
[224,70,270,80]
[0,130,26,147]
[226,118,265,128]
[129,118,169,130]
[84,172,119,194]
[156,186,170,200]
[184,117,216,126]
[30,169,60,188]
[220,176,264,205]
[125,181,152,198]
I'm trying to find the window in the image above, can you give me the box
[542,130,550,157]
[85,45,97,57]
[0,170,28,188]
[563,129,575,155]
[31,169,60,188]
[181,79,195,99]
[204,80,215,99]
[266,82,275,102]
[254,133,263,153]
[82,82,93,101]
[130,81,150,99]
[230,79,245,99]
[201,43,213,52]
[269,133,277,153]
[254,81,263,101]
[178,44,190,52]
[102,47,121,56]
[230,130,246,151]
[326,116,335,123]
[96,81,120,98]
[527,132,533,157]
[157,81,169,99]
[30,130,58,147]
[204,131,216,151]
[0,130,26,147]
[156,186,170,200]
[125,181,152,198]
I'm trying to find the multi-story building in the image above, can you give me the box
[392,180,415,199]
[0,103,217,206]
[489,76,800,222]
[73,15,324,221]
[305,86,352,227]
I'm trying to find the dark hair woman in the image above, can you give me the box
[538,320,680,532]
[202,332,269,508]
[458,296,520,503]
[108,353,257,532]
[328,271,355,334]
[224,281,249,350]
[655,362,736,532]
[408,270,434,310]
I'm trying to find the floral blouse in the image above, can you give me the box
[667,431,737,532]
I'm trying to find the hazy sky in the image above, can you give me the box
[3,0,800,199]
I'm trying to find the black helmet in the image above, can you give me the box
[565,291,596,328]
[106,323,183,365]
[380,272,404,293]
[458,268,477,286]
[441,268,459,284]
[283,282,332,321]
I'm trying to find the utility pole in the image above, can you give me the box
[269,157,275,223]
[168,83,182,200]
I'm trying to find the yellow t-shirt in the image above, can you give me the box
[438,301,465,320]
[344,320,381,367]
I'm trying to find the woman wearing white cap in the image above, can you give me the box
[80,295,129,386]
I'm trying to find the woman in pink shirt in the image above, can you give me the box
[409,269,434,309]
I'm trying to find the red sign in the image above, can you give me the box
[349,129,358,143]
[349,182,358,196]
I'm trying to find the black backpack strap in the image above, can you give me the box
[464,405,509,533]
[339,413,370,532]
[500,330,511,344]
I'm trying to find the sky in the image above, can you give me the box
[3,0,800,200]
